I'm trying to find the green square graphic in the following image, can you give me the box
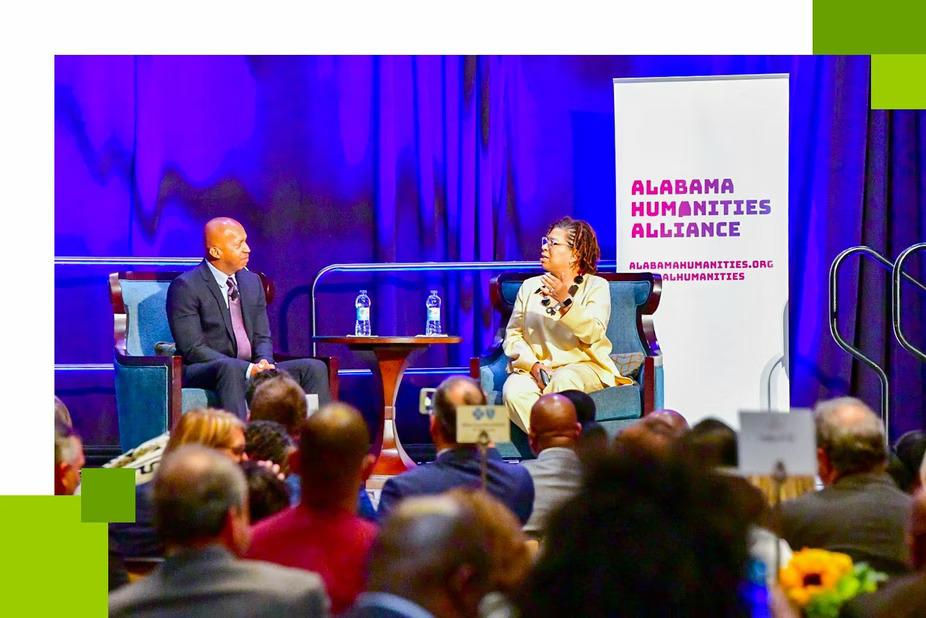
[871,55,926,109]
[0,496,107,615]
[80,467,136,523]
[814,0,926,54]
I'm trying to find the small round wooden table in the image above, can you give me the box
[314,336,462,476]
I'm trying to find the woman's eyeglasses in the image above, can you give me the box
[541,236,572,249]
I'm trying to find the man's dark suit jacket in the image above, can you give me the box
[841,572,926,618]
[166,260,273,365]
[780,472,912,576]
[108,545,329,617]
[377,447,535,524]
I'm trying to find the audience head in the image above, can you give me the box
[559,389,596,427]
[164,408,247,463]
[546,216,601,275]
[430,376,487,448]
[576,422,610,465]
[616,409,689,457]
[889,430,926,493]
[528,393,581,456]
[299,402,374,510]
[678,417,738,469]
[249,375,308,437]
[153,444,250,556]
[910,490,926,570]
[368,495,492,618]
[245,367,291,407]
[517,446,750,617]
[204,217,250,275]
[447,488,532,596]
[55,396,73,429]
[54,421,84,495]
[241,460,290,524]
[814,397,886,485]
[245,420,295,474]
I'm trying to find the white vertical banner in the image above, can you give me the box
[613,74,789,428]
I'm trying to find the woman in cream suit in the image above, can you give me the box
[503,217,631,432]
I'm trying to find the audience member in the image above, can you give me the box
[516,445,750,616]
[111,408,248,560]
[245,367,291,408]
[109,445,328,617]
[347,495,492,618]
[241,460,291,524]
[246,403,378,614]
[558,389,596,427]
[844,489,926,617]
[55,420,85,495]
[678,418,791,584]
[780,397,912,576]
[378,376,535,524]
[448,488,533,618]
[886,430,926,493]
[249,374,308,437]
[615,408,689,457]
[521,393,583,540]
[245,420,295,474]
[55,395,73,428]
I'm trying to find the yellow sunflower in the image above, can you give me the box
[778,548,853,607]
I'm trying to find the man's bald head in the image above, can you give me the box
[300,402,372,507]
[368,495,492,616]
[814,397,886,482]
[529,394,581,455]
[204,217,250,275]
[617,409,690,457]
[431,376,487,445]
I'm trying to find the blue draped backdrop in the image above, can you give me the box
[54,56,926,451]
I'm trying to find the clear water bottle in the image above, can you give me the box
[425,290,442,335]
[355,289,371,336]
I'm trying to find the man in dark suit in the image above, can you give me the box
[781,397,912,576]
[522,393,583,539]
[109,444,329,617]
[843,489,926,617]
[377,376,535,524]
[347,495,492,618]
[166,217,330,418]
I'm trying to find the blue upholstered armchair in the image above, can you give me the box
[470,272,664,458]
[109,271,339,451]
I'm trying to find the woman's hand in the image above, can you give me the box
[539,272,571,303]
[530,362,546,389]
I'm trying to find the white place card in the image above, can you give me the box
[456,406,511,444]
[737,410,817,476]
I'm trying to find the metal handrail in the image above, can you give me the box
[310,259,618,355]
[828,246,893,433]
[892,242,926,362]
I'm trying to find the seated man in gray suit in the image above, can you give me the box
[781,397,912,576]
[167,217,330,419]
[109,444,329,617]
[522,393,583,539]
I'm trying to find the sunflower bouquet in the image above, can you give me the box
[778,548,887,618]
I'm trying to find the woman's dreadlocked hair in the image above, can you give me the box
[546,216,600,274]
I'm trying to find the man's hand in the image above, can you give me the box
[251,359,276,375]
[539,272,571,303]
